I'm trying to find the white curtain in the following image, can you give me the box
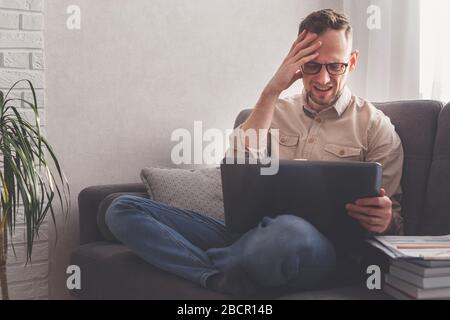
[420,0,450,103]
[342,0,421,102]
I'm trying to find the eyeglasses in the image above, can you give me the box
[301,62,349,76]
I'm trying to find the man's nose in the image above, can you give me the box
[316,65,331,84]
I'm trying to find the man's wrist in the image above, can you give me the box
[253,87,281,114]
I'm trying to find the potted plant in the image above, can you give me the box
[0,80,70,300]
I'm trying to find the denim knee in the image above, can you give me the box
[105,195,142,233]
[269,215,336,264]
[242,215,336,287]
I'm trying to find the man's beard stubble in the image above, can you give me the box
[306,87,344,110]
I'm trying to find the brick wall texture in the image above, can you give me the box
[0,0,47,300]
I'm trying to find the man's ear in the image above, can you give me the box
[349,50,359,72]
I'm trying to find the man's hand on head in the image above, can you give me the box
[264,30,322,96]
[346,188,394,235]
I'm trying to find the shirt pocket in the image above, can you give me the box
[322,143,363,161]
[272,132,300,159]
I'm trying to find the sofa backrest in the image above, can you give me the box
[234,100,443,235]
[421,103,450,235]
[374,101,442,234]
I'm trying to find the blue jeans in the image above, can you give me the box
[105,195,337,295]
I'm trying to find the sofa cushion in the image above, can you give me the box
[421,103,450,235]
[70,242,231,300]
[71,241,390,300]
[140,166,224,220]
[234,100,443,235]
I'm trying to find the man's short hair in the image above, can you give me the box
[298,9,352,39]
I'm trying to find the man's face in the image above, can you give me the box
[302,29,358,107]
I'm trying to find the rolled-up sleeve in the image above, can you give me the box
[366,110,404,235]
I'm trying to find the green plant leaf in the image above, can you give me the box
[0,80,70,263]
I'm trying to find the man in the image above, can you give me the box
[234,9,403,236]
[106,9,403,297]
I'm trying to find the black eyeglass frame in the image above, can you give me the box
[301,62,350,76]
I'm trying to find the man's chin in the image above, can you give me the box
[310,94,337,107]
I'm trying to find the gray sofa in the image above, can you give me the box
[71,100,450,299]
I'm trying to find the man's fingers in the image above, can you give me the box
[287,32,318,60]
[272,31,319,92]
[348,211,384,226]
[294,52,319,69]
[346,204,385,217]
[284,33,317,61]
[288,41,322,65]
[290,30,307,51]
[286,30,306,58]
[354,196,388,207]
[360,221,384,234]
[296,29,308,45]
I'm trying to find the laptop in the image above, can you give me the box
[220,158,382,243]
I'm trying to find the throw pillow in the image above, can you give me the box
[140,166,224,220]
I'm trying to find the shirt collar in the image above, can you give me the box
[301,86,352,118]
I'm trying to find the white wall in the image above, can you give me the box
[0,0,48,299]
[45,0,347,299]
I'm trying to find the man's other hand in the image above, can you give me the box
[346,188,394,234]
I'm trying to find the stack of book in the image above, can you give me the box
[384,259,450,300]
[366,235,450,300]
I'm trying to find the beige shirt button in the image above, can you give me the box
[339,150,345,156]
[316,118,322,123]
[280,137,287,143]
[308,138,315,143]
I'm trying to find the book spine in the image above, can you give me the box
[390,265,450,289]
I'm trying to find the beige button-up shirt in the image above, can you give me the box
[230,86,404,235]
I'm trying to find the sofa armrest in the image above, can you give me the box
[78,183,148,244]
